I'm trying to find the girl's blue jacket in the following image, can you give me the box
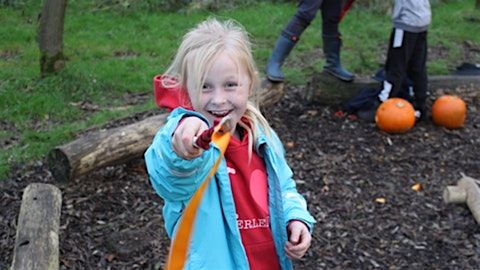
[145,108,316,270]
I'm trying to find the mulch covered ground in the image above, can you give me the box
[1,82,479,269]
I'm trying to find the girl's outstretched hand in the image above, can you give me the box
[172,117,208,160]
[285,220,312,260]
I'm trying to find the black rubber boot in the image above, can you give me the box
[265,35,296,82]
[323,35,354,82]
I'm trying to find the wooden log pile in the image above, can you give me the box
[11,183,62,270]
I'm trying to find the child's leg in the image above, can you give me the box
[321,0,354,81]
[265,0,322,82]
[407,31,428,116]
[380,29,416,100]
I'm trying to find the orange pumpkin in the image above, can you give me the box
[431,95,466,129]
[375,98,416,133]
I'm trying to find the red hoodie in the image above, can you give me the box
[225,129,281,270]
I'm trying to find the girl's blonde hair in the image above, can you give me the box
[163,18,274,154]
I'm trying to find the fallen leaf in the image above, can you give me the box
[286,141,295,148]
[412,183,422,192]
[375,197,386,204]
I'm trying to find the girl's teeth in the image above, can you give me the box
[211,111,229,117]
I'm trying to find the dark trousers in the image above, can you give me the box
[282,0,341,40]
[385,29,428,110]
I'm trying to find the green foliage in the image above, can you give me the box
[0,0,479,179]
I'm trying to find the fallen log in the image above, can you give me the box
[48,113,168,181]
[11,183,62,270]
[444,175,480,224]
[47,87,281,182]
[304,72,480,105]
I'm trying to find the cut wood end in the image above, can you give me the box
[255,79,285,108]
[443,185,467,204]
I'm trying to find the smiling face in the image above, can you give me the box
[188,52,251,135]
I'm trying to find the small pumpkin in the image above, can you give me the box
[375,98,416,133]
[431,95,466,129]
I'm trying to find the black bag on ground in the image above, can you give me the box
[341,87,382,114]
[340,67,414,121]
[454,62,480,76]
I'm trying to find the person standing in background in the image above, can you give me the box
[265,0,355,83]
[378,0,431,120]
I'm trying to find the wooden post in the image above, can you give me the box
[38,0,67,77]
[444,175,480,224]
[11,183,62,270]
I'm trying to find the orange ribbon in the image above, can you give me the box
[164,123,231,270]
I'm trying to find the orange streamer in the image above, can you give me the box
[164,124,231,270]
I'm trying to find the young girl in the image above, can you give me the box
[145,18,315,270]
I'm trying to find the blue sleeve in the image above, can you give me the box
[144,108,218,202]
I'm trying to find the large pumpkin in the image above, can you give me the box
[431,95,466,129]
[375,98,416,133]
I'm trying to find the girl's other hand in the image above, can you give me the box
[285,220,312,260]
[172,117,208,160]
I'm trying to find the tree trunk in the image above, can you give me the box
[47,113,168,182]
[11,183,62,270]
[38,0,67,77]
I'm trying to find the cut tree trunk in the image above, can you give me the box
[255,79,285,108]
[38,0,67,77]
[47,87,280,182]
[304,72,480,105]
[444,175,480,224]
[48,113,168,182]
[11,183,62,270]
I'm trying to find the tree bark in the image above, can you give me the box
[11,183,62,270]
[48,113,168,182]
[304,72,480,105]
[255,79,285,108]
[38,0,67,77]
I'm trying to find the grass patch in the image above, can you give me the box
[1,0,479,179]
